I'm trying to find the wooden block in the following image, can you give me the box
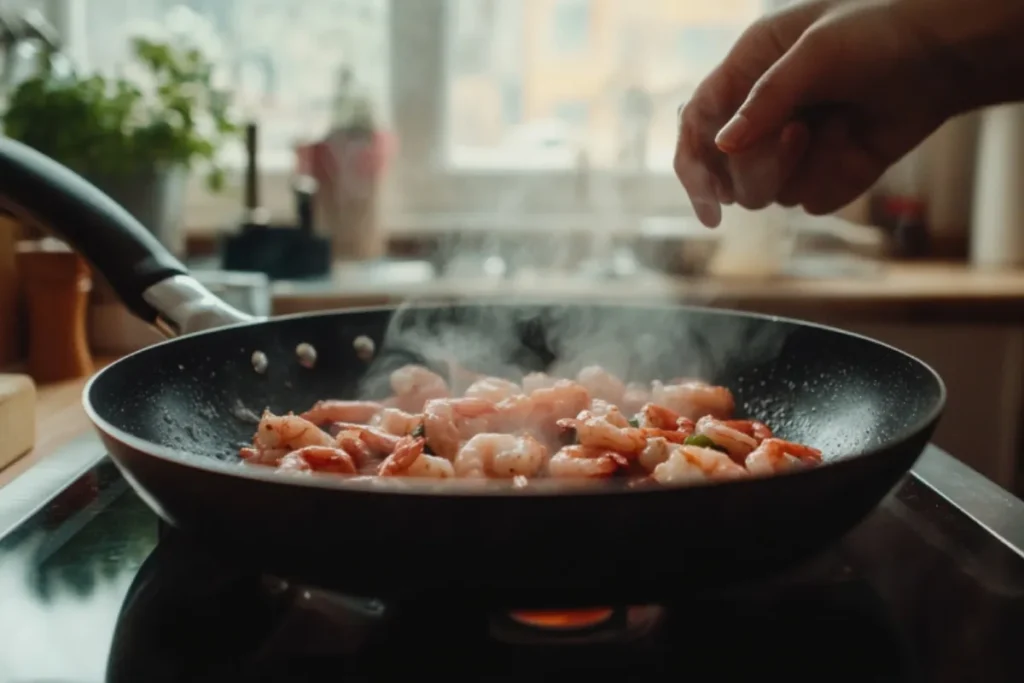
[0,373,37,470]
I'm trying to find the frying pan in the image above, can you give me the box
[0,137,946,607]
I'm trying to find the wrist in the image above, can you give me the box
[897,0,1024,115]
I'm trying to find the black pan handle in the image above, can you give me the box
[0,136,255,335]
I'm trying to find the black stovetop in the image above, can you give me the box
[0,448,1022,683]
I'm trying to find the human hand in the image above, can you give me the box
[675,0,959,227]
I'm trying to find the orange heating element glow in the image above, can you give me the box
[508,607,615,629]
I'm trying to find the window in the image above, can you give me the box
[551,0,590,54]
[446,0,765,174]
[33,0,772,232]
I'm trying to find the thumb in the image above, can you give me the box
[715,32,827,154]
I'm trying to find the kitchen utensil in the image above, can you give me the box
[0,136,946,606]
[0,372,35,470]
[16,239,93,383]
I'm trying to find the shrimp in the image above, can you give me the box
[389,364,449,412]
[282,446,358,474]
[423,397,497,460]
[745,439,823,477]
[522,371,558,394]
[333,429,375,468]
[331,423,402,455]
[277,452,313,473]
[378,436,455,478]
[694,416,759,461]
[371,408,422,436]
[299,400,383,426]
[652,445,748,485]
[587,399,631,428]
[255,411,334,454]
[453,433,548,478]
[548,445,629,479]
[530,380,591,422]
[621,383,651,415]
[635,403,682,430]
[638,436,672,473]
[465,376,522,402]
[559,415,647,454]
[651,380,734,420]
[577,365,626,403]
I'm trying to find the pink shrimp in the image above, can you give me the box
[371,407,422,436]
[423,397,497,460]
[282,446,358,474]
[651,380,735,420]
[548,445,630,479]
[577,365,626,403]
[388,364,450,412]
[464,376,522,402]
[299,400,384,426]
[254,412,334,461]
[378,436,455,478]
[454,433,548,479]
[694,416,760,461]
[635,403,682,430]
[331,423,402,456]
[333,429,376,468]
[745,439,823,477]
[557,415,648,455]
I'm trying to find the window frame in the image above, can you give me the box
[49,0,787,234]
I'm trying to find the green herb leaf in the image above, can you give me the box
[627,417,640,428]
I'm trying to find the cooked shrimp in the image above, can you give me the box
[389,364,449,412]
[239,446,288,466]
[256,411,334,453]
[277,452,313,473]
[577,365,626,403]
[651,380,735,420]
[587,399,631,428]
[638,437,672,473]
[464,376,521,402]
[299,400,383,426]
[694,416,759,461]
[548,445,629,479]
[331,423,401,455]
[559,415,647,454]
[652,445,748,485]
[621,383,651,415]
[423,397,497,460]
[635,403,682,430]
[378,436,454,478]
[283,446,358,474]
[745,439,823,477]
[522,371,558,394]
[333,429,375,467]
[530,380,591,422]
[650,449,706,485]
[454,433,548,478]
[371,408,422,436]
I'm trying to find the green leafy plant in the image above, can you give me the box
[2,34,238,191]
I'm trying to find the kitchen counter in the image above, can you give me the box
[268,261,1024,324]
[0,361,112,489]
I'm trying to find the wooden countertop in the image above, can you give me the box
[0,361,111,488]
[270,262,1024,324]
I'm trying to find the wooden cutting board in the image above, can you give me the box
[0,373,36,471]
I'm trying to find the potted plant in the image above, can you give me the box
[1,16,237,256]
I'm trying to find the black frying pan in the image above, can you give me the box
[0,137,945,607]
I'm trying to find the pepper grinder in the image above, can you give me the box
[16,238,93,383]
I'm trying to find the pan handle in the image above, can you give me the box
[0,136,256,336]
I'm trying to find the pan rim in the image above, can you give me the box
[82,301,947,498]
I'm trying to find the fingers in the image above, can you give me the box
[727,121,810,210]
[716,29,831,155]
[675,101,724,227]
[776,117,881,214]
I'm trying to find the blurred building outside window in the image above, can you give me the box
[34,0,775,231]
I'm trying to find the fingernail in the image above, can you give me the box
[715,114,750,153]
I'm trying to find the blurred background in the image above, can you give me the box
[1,0,1023,497]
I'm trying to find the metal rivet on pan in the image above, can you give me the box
[353,335,375,361]
[296,342,317,369]
[251,350,269,374]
